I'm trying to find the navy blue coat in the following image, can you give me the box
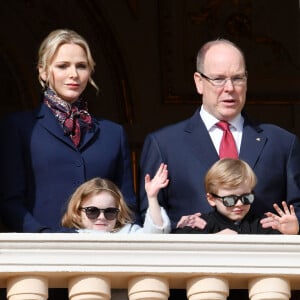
[139,108,300,229]
[0,103,136,232]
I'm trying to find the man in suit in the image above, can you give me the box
[138,38,300,231]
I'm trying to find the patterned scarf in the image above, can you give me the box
[43,88,92,147]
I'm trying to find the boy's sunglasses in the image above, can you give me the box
[80,206,119,220]
[210,193,255,207]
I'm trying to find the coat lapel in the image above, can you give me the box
[183,109,267,171]
[239,118,267,169]
[36,104,75,148]
[78,118,100,150]
[36,104,99,150]
[184,108,220,167]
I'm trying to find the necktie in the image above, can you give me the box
[216,121,238,159]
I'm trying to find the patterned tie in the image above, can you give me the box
[216,121,238,159]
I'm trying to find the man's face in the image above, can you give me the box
[194,43,247,121]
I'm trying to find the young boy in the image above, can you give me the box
[174,158,299,234]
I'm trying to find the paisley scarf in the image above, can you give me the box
[43,88,92,147]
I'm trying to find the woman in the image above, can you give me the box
[0,29,136,233]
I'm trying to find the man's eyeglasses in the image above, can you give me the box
[80,206,120,220]
[210,193,255,207]
[198,71,247,87]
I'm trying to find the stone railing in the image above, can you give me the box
[0,233,299,299]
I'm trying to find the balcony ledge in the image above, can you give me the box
[0,233,299,289]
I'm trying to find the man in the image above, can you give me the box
[139,39,300,230]
[139,38,300,300]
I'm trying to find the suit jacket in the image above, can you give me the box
[139,107,300,229]
[0,103,136,232]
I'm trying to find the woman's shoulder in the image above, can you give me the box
[0,107,42,131]
[93,117,124,130]
[2,108,37,121]
[92,117,128,138]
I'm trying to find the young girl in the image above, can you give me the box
[62,163,171,233]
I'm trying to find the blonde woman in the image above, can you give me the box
[0,29,136,233]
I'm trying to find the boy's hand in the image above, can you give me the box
[261,201,299,235]
[176,213,207,229]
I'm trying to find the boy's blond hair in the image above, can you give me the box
[205,158,257,194]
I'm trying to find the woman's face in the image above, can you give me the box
[41,43,91,103]
[80,191,118,232]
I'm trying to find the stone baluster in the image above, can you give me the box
[68,275,111,300]
[128,275,169,300]
[7,275,48,300]
[187,276,229,300]
[249,277,290,300]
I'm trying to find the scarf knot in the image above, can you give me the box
[43,88,92,146]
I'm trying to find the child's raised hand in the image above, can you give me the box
[263,201,299,235]
[145,163,169,199]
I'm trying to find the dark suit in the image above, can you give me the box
[0,103,136,232]
[139,107,300,229]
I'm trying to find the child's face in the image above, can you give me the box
[207,182,252,221]
[80,191,118,231]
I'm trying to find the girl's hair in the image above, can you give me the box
[205,158,257,194]
[38,28,98,92]
[62,177,133,230]
[196,38,246,73]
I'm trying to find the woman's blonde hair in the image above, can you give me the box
[205,158,257,194]
[38,28,98,92]
[62,177,133,230]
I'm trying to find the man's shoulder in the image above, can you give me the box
[148,108,201,137]
[154,118,189,133]
[258,123,295,136]
[244,115,297,139]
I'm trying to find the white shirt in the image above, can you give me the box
[200,105,244,154]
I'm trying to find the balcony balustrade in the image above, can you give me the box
[0,233,299,300]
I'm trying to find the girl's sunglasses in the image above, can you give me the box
[80,206,119,220]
